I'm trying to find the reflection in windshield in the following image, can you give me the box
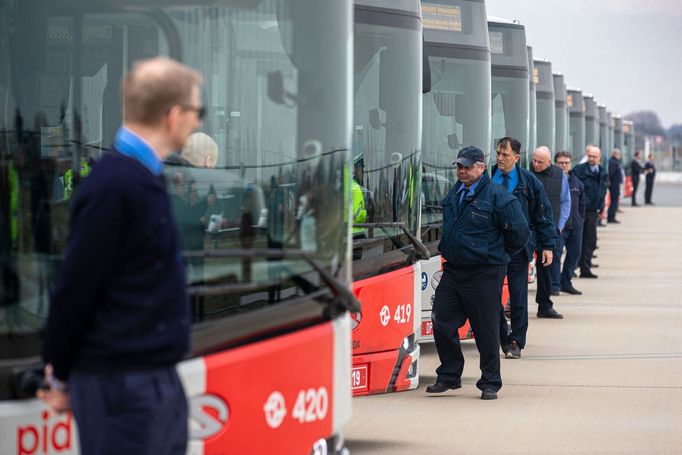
[352,16,422,278]
[0,1,350,343]
[422,56,490,229]
[492,76,529,167]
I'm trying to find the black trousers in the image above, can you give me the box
[607,185,620,221]
[645,177,654,203]
[535,250,555,312]
[579,210,599,274]
[632,178,640,205]
[500,252,530,349]
[432,262,506,391]
[70,367,188,455]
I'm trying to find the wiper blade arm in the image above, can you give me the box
[183,249,360,312]
[355,222,431,260]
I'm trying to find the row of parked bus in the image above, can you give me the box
[0,0,636,453]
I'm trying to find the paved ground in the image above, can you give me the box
[628,183,682,207]
[345,194,682,454]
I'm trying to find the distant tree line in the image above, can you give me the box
[624,110,682,148]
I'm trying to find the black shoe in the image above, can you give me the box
[646,202,655,206]
[505,340,521,359]
[580,271,598,279]
[591,263,599,268]
[607,219,621,224]
[537,308,564,319]
[561,286,582,295]
[550,290,561,296]
[426,382,462,394]
[592,254,598,259]
[481,388,498,400]
[501,340,510,355]
[632,203,639,207]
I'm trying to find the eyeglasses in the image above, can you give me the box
[556,161,571,166]
[182,105,206,120]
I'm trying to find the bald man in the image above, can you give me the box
[572,145,608,278]
[182,131,219,168]
[531,146,569,314]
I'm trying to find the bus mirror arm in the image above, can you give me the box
[12,365,46,399]
[354,222,431,260]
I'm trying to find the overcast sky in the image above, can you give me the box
[485,0,682,128]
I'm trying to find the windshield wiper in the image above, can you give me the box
[354,222,431,260]
[183,249,360,312]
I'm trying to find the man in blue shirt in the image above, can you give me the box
[426,146,529,400]
[555,151,585,295]
[492,138,557,360]
[39,57,203,454]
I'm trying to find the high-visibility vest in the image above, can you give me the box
[351,179,367,235]
[64,158,91,200]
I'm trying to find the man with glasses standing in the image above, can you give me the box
[39,57,204,454]
[426,146,529,400]
[555,151,585,295]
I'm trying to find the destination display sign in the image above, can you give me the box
[422,4,463,32]
[489,31,503,54]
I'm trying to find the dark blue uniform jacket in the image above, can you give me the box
[491,164,557,262]
[438,173,530,267]
[608,157,623,186]
[565,171,586,231]
[572,162,608,211]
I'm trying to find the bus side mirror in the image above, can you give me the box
[423,36,432,94]
[447,134,461,150]
[434,92,457,117]
[267,71,286,104]
[369,109,383,130]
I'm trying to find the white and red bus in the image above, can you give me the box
[419,0,492,342]
[0,0,356,453]
[349,0,428,396]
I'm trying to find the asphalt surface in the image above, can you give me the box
[345,199,682,454]
[627,183,682,207]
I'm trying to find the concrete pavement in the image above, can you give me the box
[345,203,682,454]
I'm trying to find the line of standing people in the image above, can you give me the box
[427,140,628,400]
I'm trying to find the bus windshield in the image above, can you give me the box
[491,76,529,167]
[351,7,422,280]
[0,0,351,396]
[422,55,490,228]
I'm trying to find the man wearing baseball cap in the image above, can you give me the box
[426,146,530,400]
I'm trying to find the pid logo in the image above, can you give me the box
[263,391,287,429]
[379,305,391,327]
[421,272,428,291]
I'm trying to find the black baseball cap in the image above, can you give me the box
[454,146,485,167]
